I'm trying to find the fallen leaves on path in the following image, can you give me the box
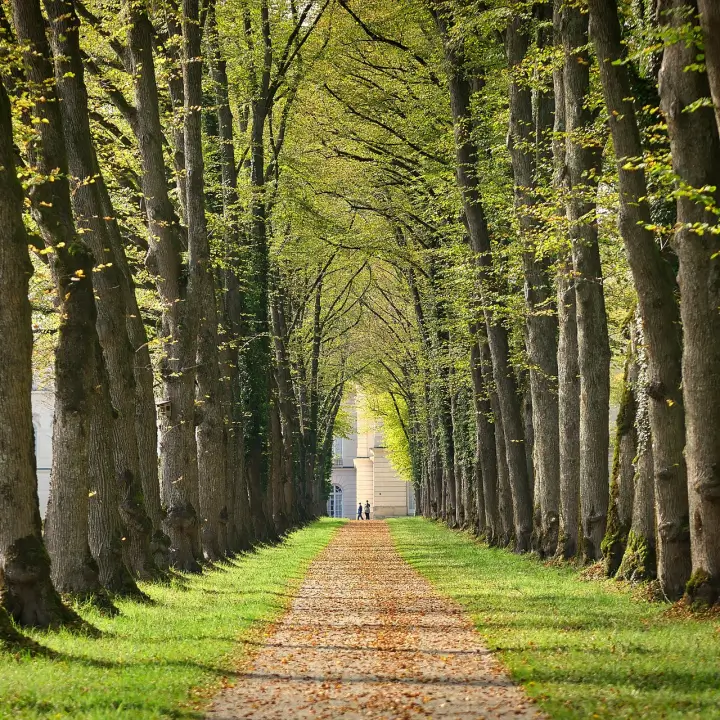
[207,521,544,719]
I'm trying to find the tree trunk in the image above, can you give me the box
[562,5,611,562]
[45,0,157,581]
[697,0,720,134]
[470,338,499,542]
[0,79,79,629]
[551,2,581,559]
[12,0,113,606]
[588,0,690,596]
[126,3,202,571]
[658,0,720,605]
[617,333,656,582]
[16,0,135,603]
[480,339,514,546]
[97,184,166,561]
[603,319,639,576]
[432,8,532,549]
[87,338,144,598]
[207,16,252,550]
[183,0,228,562]
[25,11,142,592]
[507,13,560,557]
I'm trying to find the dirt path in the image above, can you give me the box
[208,521,543,719]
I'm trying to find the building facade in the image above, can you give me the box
[327,394,415,519]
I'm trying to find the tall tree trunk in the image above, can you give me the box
[697,0,720,134]
[45,0,157,581]
[97,184,166,561]
[207,15,252,550]
[555,268,581,559]
[507,12,560,557]
[433,10,533,549]
[15,0,132,602]
[658,0,720,605]
[183,0,228,561]
[126,4,202,571]
[551,1,581,559]
[588,0,690,596]
[0,80,78,629]
[562,5,611,561]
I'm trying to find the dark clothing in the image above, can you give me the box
[357,505,363,520]
[364,512,370,520]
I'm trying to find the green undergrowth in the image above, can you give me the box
[0,519,344,719]
[389,517,720,720]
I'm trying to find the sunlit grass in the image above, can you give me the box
[389,517,720,720]
[0,519,344,719]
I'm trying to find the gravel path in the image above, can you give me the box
[208,521,543,719]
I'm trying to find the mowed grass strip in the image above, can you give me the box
[389,517,720,720]
[0,518,344,719]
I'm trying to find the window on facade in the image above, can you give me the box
[332,437,343,467]
[326,484,343,518]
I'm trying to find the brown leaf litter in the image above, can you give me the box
[207,521,544,719]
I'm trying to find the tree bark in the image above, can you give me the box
[588,0,690,596]
[617,331,656,582]
[182,0,228,561]
[126,3,202,571]
[563,5,611,561]
[44,0,157,581]
[551,1,581,559]
[658,0,720,605]
[603,320,639,576]
[470,337,499,542]
[697,0,720,134]
[480,339,514,546]
[0,79,79,628]
[507,12,560,557]
[16,0,141,598]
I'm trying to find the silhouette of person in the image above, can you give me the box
[357,503,363,520]
[364,500,370,520]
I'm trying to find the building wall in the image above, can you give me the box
[372,449,408,518]
[354,457,374,516]
[32,390,54,518]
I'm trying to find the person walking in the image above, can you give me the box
[357,503,363,520]
[364,501,371,520]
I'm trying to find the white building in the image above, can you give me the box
[32,389,54,517]
[327,394,415,519]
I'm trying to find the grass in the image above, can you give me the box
[0,518,344,719]
[389,517,720,720]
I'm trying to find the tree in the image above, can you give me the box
[0,78,78,628]
[657,0,720,605]
[588,0,690,598]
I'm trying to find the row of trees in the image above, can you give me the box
[0,0,363,641]
[1,0,719,649]
[306,0,718,606]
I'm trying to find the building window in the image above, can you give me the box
[327,484,343,518]
[332,437,343,467]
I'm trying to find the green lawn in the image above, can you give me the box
[0,519,343,719]
[389,517,720,720]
